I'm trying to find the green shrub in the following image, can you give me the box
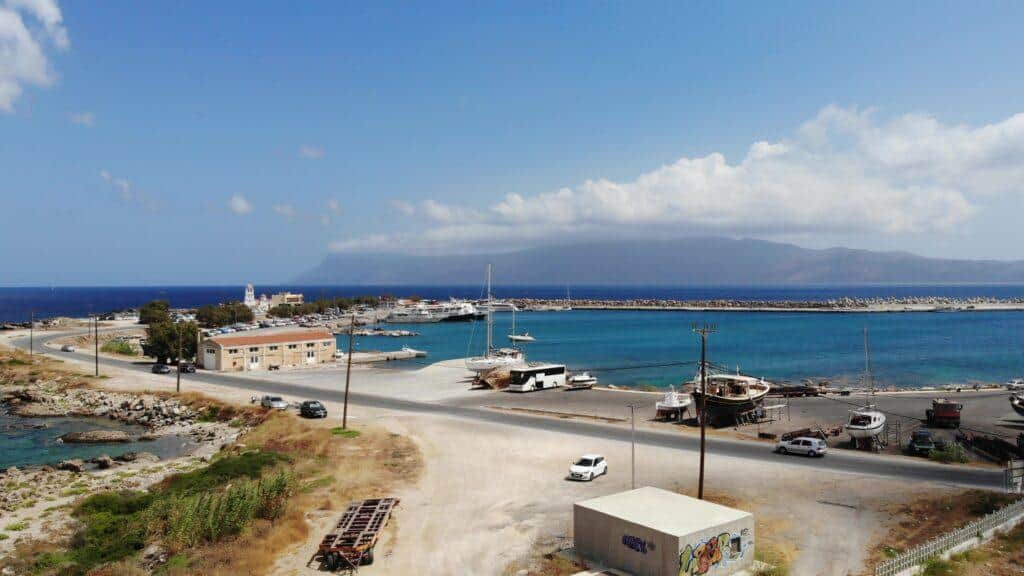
[162,450,286,495]
[929,442,969,464]
[100,340,136,355]
[920,556,956,576]
[330,427,361,438]
[4,521,27,531]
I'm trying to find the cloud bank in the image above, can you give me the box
[332,106,1024,254]
[0,0,68,112]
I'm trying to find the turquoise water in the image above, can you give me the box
[1,411,194,469]
[346,310,1024,389]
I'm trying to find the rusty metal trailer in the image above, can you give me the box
[315,498,399,571]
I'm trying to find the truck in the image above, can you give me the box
[925,398,962,428]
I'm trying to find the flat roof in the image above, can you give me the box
[512,364,566,371]
[207,328,333,348]
[575,487,750,537]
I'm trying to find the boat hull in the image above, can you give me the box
[846,423,885,439]
[691,389,768,426]
[1011,396,1024,417]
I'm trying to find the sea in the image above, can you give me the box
[2,285,1024,389]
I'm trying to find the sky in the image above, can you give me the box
[2,1,1024,285]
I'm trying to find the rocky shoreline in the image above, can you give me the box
[517,295,1024,312]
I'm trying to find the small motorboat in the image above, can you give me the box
[508,332,536,343]
[567,372,597,389]
[656,386,692,421]
[1010,394,1024,417]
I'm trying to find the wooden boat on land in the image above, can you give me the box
[689,373,771,426]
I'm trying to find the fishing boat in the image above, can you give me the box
[845,328,887,442]
[655,385,692,421]
[689,372,771,426]
[466,264,525,373]
[567,371,597,389]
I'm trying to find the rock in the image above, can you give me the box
[40,465,54,473]
[92,455,115,469]
[138,434,157,442]
[58,459,85,472]
[60,430,131,443]
[4,466,20,477]
[141,544,168,568]
[11,403,66,417]
[114,451,158,464]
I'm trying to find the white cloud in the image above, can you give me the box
[69,111,93,126]
[326,198,341,213]
[390,200,416,216]
[331,105,1024,253]
[228,194,252,214]
[100,169,161,210]
[272,204,295,218]
[0,0,68,113]
[298,145,325,159]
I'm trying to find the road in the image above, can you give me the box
[9,329,1006,490]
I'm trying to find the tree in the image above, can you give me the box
[195,301,254,327]
[139,300,171,325]
[142,321,198,364]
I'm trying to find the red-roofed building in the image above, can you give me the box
[199,328,336,371]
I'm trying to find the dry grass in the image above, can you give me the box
[501,550,587,576]
[158,413,422,576]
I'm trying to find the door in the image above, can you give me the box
[249,354,260,370]
[305,350,315,364]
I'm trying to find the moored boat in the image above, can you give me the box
[467,264,526,374]
[689,373,771,426]
[567,371,597,389]
[844,327,887,444]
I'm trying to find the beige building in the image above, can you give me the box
[199,329,336,372]
[269,292,304,307]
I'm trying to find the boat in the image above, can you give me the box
[386,304,441,323]
[689,372,771,426]
[845,328,887,442]
[655,385,692,420]
[1011,394,1024,417]
[507,306,536,343]
[437,299,484,322]
[466,264,525,373]
[567,371,598,389]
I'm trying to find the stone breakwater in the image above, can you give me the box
[2,384,199,429]
[516,296,1024,312]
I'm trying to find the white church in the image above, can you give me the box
[243,284,270,314]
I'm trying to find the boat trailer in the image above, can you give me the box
[312,497,399,572]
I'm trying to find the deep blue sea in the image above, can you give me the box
[3,285,1024,389]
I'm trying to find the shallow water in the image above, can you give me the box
[354,309,1024,389]
[0,409,195,469]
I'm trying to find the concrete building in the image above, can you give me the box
[270,292,304,307]
[574,487,754,576]
[199,328,336,372]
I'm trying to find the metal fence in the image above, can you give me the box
[874,497,1024,576]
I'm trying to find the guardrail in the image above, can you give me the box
[874,498,1024,576]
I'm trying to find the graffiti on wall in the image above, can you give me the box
[678,528,749,576]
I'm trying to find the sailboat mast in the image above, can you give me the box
[486,264,493,353]
[864,326,874,397]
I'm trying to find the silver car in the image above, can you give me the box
[260,395,289,410]
[776,437,828,457]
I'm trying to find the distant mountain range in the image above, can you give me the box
[295,237,1024,285]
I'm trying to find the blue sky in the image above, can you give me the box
[2,2,1024,285]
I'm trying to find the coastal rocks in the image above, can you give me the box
[141,544,169,569]
[58,459,85,472]
[115,451,158,464]
[60,430,131,443]
[10,402,66,417]
[91,455,115,469]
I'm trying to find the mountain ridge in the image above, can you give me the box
[295,237,1024,285]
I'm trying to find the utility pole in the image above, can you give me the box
[94,314,99,377]
[29,310,34,358]
[176,324,183,394]
[628,403,640,489]
[342,310,355,429]
[692,323,717,500]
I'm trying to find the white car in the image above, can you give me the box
[568,454,608,481]
[260,395,289,410]
[776,437,828,457]
[60,344,76,352]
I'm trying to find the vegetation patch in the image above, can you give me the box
[4,522,27,531]
[929,443,970,464]
[330,427,361,438]
[100,340,136,356]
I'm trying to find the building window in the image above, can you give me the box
[228,348,238,354]
[306,342,315,348]
[249,347,259,352]
[322,341,330,347]
[268,345,278,351]
[287,344,297,350]
[206,348,216,354]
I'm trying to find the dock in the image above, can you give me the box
[335,348,426,364]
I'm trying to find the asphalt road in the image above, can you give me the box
[9,329,1007,490]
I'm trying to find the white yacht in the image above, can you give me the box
[845,328,886,441]
[386,304,440,323]
[467,265,525,373]
[507,305,536,343]
[656,385,692,420]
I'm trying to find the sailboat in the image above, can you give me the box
[466,264,525,373]
[845,328,887,440]
[507,306,536,343]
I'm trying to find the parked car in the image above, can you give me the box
[908,429,937,456]
[300,400,328,418]
[568,454,608,481]
[151,364,171,374]
[60,344,76,352]
[1008,379,1024,391]
[260,395,289,410]
[178,362,196,373]
[775,437,828,457]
